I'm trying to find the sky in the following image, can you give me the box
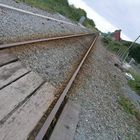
[68,0,140,43]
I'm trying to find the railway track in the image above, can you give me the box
[0,33,98,140]
[0,3,77,26]
[0,33,94,50]
[0,2,91,47]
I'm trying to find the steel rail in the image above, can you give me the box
[0,3,76,26]
[0,33,94,50]
[34,35,98,140]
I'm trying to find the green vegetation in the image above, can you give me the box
[18,0,95,30]
[121,39,140,63]
[102,37,123,53]
[119,96,136,115]
[83,18,95,29]
[122,39,140,63]
[129,44,140,63]
[128,70,140,96]
[118,96,140,120]
[102,36,131,55]
[103,34,140,96]
[102,34,140,63]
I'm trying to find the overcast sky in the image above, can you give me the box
[68,0,140,43]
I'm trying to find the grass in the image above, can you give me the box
[118,96,136,115]
[118,96,140,121]
[128,70,140,96]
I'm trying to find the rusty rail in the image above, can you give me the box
[0,33,94,50]
[34,34,98,140]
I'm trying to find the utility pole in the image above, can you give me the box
[122,35,140,63]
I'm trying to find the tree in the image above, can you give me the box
[129,45,140,63]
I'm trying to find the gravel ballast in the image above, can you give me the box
[68,38,140,140]
[0,0,91,44]
[10,35,95,87]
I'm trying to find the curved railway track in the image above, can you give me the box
[0,33,98,140]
